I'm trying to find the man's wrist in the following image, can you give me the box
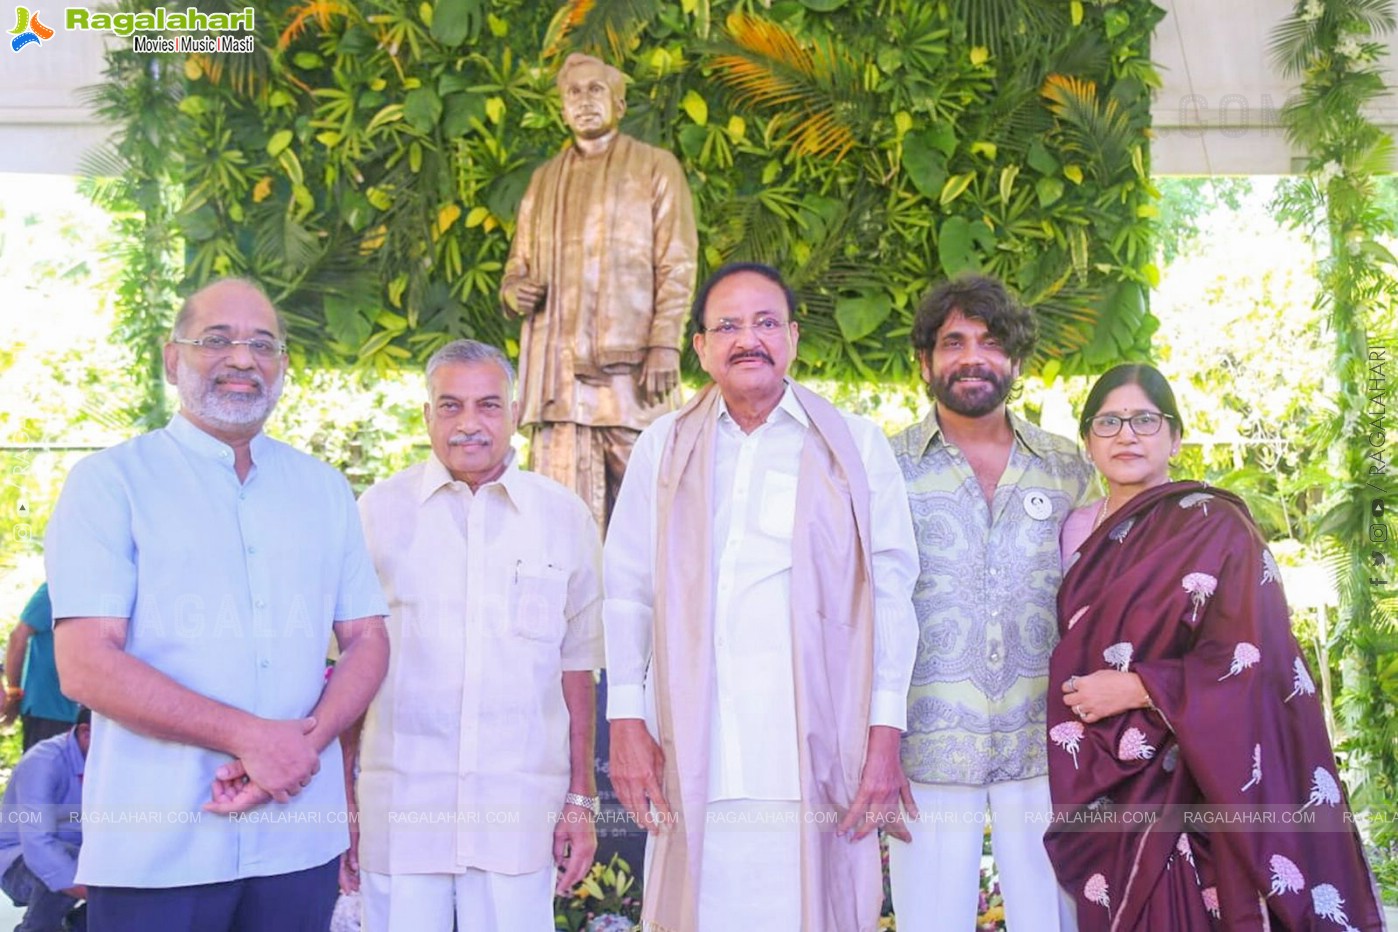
[564,792,600,815]
[4,685,22,699]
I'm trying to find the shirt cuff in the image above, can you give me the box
[869,689,908,731]
[606,684,646,721]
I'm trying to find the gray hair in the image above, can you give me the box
[425,339,516,399]
[171,277,288,340]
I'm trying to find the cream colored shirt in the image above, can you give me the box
[605,385,919,801]
[356,453,603,875]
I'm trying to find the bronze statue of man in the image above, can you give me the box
[501,53,698,529]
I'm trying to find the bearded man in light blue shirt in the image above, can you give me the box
[44,278,389,932]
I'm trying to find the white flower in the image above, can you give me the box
[1285,656,1317,702]
[1268,853,1305,896]
[1202,885,1221,918]
[1335,36,1362,59]
[1179,492,1214,513]
[1182,572,1218,623]
[1176,833,1195,866]
[1261,549,1281,586]
[1162,745,1180,773]
[1118,727,1156,761]
[1242,744,1263,792]
[1051,721,1085,770]
[1315,160,1345,187]
[1301,0,1325,21]
[1220,642,1261,680]
[1084,873,1110,910]
[1300,767,1341,811]
[1311,883,1348,925]
[1104,642,1134,672]
[1109,517,1135,542]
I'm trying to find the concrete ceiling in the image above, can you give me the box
[0,1,1393,177]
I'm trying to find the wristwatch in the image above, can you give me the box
[564,792,600,815]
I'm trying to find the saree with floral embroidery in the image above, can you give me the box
[1045,481,1383,931]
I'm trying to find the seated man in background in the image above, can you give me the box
[0,706,91,932]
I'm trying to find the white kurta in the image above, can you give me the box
[606,384,919,925]
[356,454,603,877]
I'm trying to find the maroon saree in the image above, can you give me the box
[1046,481,1383,931]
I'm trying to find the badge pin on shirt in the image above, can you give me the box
[1024,491,1053,521]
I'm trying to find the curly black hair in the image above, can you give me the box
[909,275,1038,365]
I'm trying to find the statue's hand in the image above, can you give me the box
[639,347,680,402]
[507,279,547,316]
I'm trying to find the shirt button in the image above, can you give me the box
[246,546,256,555]
[239,492,247,501]
[255,599,266,609]
[259,659,270,669]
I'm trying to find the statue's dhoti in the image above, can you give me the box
[527,422,639,532]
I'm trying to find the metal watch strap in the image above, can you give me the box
[564,792,600,814]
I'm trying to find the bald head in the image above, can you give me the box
[172,278,287,342]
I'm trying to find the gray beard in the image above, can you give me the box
[176,357,283,429]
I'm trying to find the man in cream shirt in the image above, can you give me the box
[347,339,604,930]
[605,263,920,931]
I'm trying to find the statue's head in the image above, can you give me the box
[556,53,626,141]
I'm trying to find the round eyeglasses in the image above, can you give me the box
[1087,411,1174,438]
[171,335,288,359]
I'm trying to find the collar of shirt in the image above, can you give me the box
[166,412,274,467]
[714,380,810,433]
[911,403,1049,459]
[416,448,524,511]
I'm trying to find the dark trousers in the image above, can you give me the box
[86,857,337,932]
[0,855,84,932]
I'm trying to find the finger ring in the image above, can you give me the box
[1074,706,1086,719]
[1067,676,1080,691]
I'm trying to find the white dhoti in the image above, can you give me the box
[361,865,555,932]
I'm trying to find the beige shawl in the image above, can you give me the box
[644,382,882,932]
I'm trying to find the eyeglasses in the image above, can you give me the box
[698,318,790,337]
[1088,411,1173,438]
[171,335,287,359]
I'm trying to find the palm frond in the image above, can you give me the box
[708,13,868,161]
[949,0,1067,56]
[1040,73,1136,179]
[278,0,351,49]
[543,0,663,60]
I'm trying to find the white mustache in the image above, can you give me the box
[448,433,490,446]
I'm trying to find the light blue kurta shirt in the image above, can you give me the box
[44,414,388,888]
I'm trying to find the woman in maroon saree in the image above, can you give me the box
[1045,364,1383,931]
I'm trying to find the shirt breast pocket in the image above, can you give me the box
[509,561,569,643]
[757,471,798,540]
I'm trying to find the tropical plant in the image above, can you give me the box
[92,0,1164,391]
[1268,0,1398,865]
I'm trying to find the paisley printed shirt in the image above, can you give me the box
[891,406,1093,784]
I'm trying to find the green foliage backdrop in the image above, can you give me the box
[105,0,1164,382]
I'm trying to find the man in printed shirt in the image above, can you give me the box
[348,339,603,931]
[888,276,1093,932]
[46,277,390,932]
[605,263,920,931]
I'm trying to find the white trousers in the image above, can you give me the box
[888,776,1077,932]
[645,799,802,932]
[361,865,554,932]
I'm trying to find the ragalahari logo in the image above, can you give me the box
[11,6,53,51]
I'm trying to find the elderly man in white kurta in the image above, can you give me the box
[605,263,921,932]
[348,340,604,931]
